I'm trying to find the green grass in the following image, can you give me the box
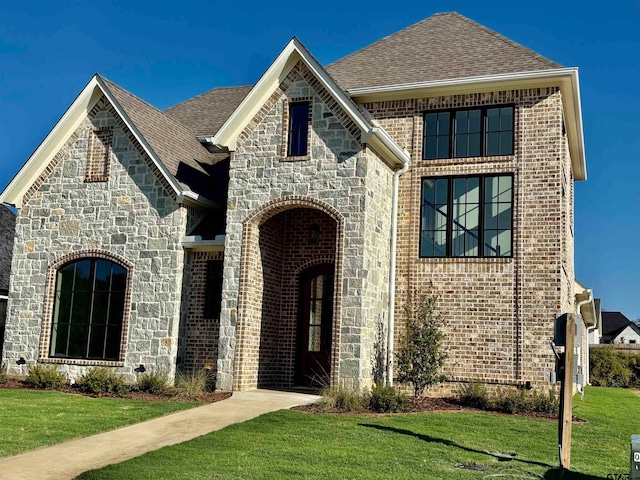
[77,386,637,479]
[0,389,200,458]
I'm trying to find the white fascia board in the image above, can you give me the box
[0,77,104,207]
[94,76,183,196]
[181,235,226,252]
[177,190,222,210]
[349,68,586,181]
[211,38,408,167]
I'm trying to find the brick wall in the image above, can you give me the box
[363,88,573,392]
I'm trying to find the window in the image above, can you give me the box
[423,106,514,159]
[287,102,310,157]
[204,260,223,319]
[85,127,113,182]
[420,174,513,258]
[49,258,127,360]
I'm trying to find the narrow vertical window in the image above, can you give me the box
[451,177,480,256]
[86,127,113,182]
[288,102,310,157]
[420,178,449,257]
[204,260,224,319]
[483,175,513,256]
[454,109,481,158]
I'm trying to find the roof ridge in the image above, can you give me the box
[451,12,561,68]
[165,84,253,113]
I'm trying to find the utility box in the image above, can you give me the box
[632,435,640,479]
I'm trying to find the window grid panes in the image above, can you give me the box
[50,258,127,361]
[423,106,514,160]
[420,175,513,258]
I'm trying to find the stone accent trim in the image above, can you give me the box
[85,127,113,182]
[37,249,134,364]
[281,96,313,162]
[233,196,345,390]
[237,61,362,149]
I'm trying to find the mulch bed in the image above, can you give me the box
[0,378,231,403]
[294,396,586,422]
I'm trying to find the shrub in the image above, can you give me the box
[24,364,66,389]
[78,367,128,395]
[590,347,636,388]
[174,370,212,398]
[135,371,169,395]
[397,289,448,397]
[366,384,409,413]
[458,382,491,410]
[458,383,559,415]
[0,362,9,385]
[316,387,367,412]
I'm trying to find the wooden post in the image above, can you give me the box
[558,313,576,472]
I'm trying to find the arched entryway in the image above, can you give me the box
[233,197,343,391]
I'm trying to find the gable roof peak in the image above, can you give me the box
[326,11,562,91]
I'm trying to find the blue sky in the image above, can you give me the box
[1,1,639,319]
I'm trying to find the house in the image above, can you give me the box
[0,205,16,360]
[0,12,592,393]
[600,312,640,345]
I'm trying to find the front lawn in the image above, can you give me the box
[78,386,636,479]
[0,389,200,458]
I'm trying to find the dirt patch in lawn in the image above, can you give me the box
[0,378,231,403]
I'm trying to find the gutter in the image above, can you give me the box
[386,153,410,386]
[575,288,593,395]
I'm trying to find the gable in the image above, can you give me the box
[210,38,409,169]
[1,75,222,209]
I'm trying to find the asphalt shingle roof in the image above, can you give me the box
[165,86,253,137]
[326,12,562,91]
[602,312,633,337]
[100,76,223,196]
[0,206,16,293]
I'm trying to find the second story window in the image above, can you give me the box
[287,102,310,157]
[423,106,514,160]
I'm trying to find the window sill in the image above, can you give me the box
[419,256,513,263]
[420,154,515,167]
[39,357,125,367]
[281,155,311,162]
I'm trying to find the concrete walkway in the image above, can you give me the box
[0,389,320,480]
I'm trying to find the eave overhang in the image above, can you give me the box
[575,280,596,327]
[211,38,409,168]
[347,68,587,181]
[0,75,213,210]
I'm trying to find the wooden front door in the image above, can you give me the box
[296,264,334,387]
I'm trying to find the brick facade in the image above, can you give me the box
[363,87,574,392]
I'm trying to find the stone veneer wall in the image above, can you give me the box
[362,87,573,392]
[217,67,395,391]
[177,250,224,374]
[3,100,187,381]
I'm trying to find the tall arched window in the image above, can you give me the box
[49,258,127,361]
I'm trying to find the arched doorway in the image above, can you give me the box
[233,198,343,390]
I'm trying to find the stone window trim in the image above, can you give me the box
[38,249,134,365]
[281,97,313,162]
[85,127,114,183]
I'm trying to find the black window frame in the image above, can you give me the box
[419,174,514,258]
[204,260,224,320]
[422,105,515,160]
[49,257,127,361]
[287,101,310,157]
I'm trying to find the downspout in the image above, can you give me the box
[387,156,410,386]
[576,289,593,391]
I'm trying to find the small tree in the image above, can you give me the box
[397,290,447,397]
